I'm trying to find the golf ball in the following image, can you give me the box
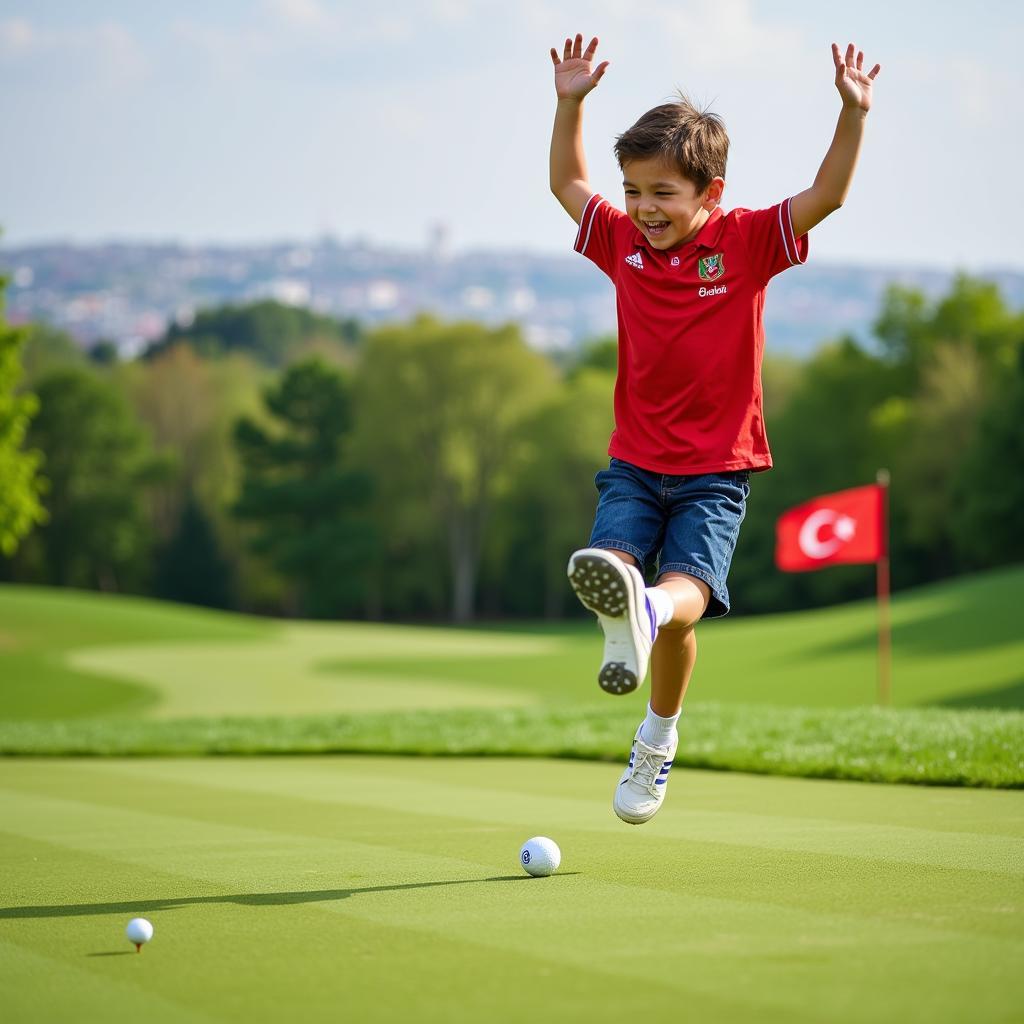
[519,836,560,877]
[126,917,154,951]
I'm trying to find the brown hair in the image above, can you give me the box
[614,95,728,193]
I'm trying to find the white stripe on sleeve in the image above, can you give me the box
[575,195,605,255]
[777,197,806,267]
[777,199,795,266]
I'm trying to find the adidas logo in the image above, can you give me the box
[624,252,644,270]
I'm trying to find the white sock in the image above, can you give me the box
[639,703,680,749]
[644,587,674,628]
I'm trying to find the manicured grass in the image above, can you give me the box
[2,569,1023,786]
[347,565,1024,710]
[1,703,1020,787]
[0,586,274,720]
[4,568,1024,722]
[1,756,1021,1024]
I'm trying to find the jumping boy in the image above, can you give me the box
[549,34,880,824]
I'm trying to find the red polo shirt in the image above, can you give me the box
[574,194,808,475]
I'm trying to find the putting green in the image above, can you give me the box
[1,757,1021,1023]
[66,623,558,718]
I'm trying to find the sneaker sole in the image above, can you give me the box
[613,784,669,824]
[613,800,654,825]
[568,551,643,696]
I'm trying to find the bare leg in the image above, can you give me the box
[649,573,710,717]
[588,553,708,715]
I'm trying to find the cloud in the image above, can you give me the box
[173,2,417,75]
[0,16,149,84]
[266,0,334,31]
[0,17,34,55]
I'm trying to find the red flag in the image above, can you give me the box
[775,484,885,572]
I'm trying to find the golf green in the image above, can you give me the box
[2,757,1021,1023]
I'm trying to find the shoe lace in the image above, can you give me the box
[629,742,668,795]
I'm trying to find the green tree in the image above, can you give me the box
[486,367,614,617]
[233,358,371,618]
[952,343,1024,568]
[352,317,555,622]
[0,275,46,556]
[21,367,169,590]
[730,337,901,613]
[154,493,234,608]
[870,275,1023,584]
[124,346,284,611]
[19,322,86,382]
[148,300,361,368]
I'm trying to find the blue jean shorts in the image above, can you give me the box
[588,458,751,618]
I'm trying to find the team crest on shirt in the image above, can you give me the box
[697,253,725,280]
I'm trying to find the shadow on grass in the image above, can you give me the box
[3,874,579,920]
[932,680,1024,709]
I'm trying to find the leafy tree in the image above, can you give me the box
[730,336,901,613]
[20,367,169,590]
[154,493,234,608]
[124,346,284,610]
[88,339,120,365]
[233,358,371,617]
[352,317,555,621]
[883,342,986,571]
[19,322,86,382]
[0,277,46,555]
[952,343,1024,568]
[874,275,1022,381]
[569,336,617,378]
[485,367,614,617]
[148,300,361,368]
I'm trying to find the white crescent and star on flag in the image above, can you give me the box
[797,509,858,560]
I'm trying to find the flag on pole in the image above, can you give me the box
[775,484,885,572]
[774,478,892,705]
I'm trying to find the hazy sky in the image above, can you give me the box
[2,0,1022,269]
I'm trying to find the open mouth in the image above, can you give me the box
[643,221,670,237]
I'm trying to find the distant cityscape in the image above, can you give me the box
[3,233,1023,359]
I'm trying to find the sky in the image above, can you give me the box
[2,0,1023,270]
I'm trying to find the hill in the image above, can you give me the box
[2,567,1022,721]
[3,238,1023,356]
[2,572,1021,786]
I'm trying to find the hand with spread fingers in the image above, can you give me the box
[550,33,609,102]
[833,42,881,112]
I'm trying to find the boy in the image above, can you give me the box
[549,34,880,824]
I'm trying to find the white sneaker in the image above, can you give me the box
[567,548,656,695]
[613,726,678,825]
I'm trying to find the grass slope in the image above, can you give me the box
[2,757,1022,1024]
[2,569,1023,785]
[0,586,274,720]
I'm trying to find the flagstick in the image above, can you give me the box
[876,469,892,706]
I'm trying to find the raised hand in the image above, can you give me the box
[550,33,609,101]
[833,42,881,112]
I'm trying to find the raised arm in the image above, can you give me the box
[790,43,881,239]
[549,33,609,224]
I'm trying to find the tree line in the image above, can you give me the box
[1,277,1022,621]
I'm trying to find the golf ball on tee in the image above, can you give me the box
[520,836,560,876]
[126,917,154,951]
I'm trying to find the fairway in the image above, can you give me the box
[2,757,1022,1023]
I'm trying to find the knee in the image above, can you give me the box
[655,572,710,629]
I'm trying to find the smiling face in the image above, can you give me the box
[621,157,725,250]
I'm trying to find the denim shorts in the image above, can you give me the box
[588,458,751,619]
